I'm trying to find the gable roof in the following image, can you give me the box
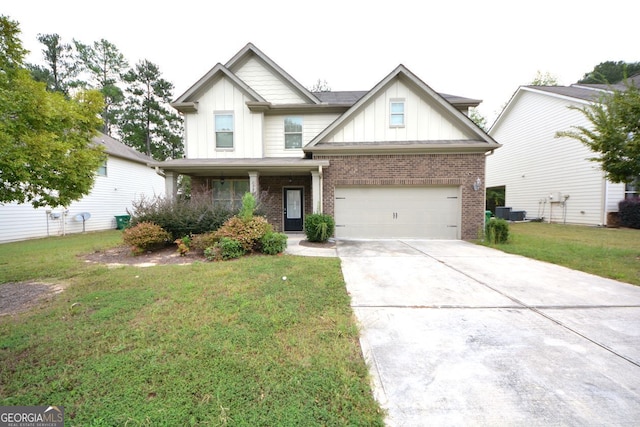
[225,43,321,105]
[172,63,266,113]
[94,132,155,165]
[305,64,499,152]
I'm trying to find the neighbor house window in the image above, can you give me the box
[284,116,303,149]
[390,100,405,127]
[97,160,107,176]
[625,178,639,199]
[212,179,249,210]
[215,113,234,149]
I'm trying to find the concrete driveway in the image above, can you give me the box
[338,240,640,426]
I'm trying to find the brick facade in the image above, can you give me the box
[314,153,486,240]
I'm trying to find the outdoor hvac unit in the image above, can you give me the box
[495,206,512,220]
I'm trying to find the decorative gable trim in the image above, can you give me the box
[225,43,321,105]
[305,64,500,151]
[172,63,266,111]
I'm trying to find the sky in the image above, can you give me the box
[4,0,639,126]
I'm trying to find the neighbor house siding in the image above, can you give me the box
[184,76,263,159]
[315,153,485,240]
[0,155,164,244]
[233,56,306,104]
[487,89,621,225]
[324,80,474,143]
[264,113,339,157]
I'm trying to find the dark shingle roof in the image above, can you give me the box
[312,91,480,107]
[93,133,155,165]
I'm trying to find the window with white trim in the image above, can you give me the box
[284,116,303,149]
[97,160,107,176]
[390,100,405,127]
[625,178,639,199]
[215,113,234,149]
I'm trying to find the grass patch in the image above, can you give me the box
[479,222,640,285]
[0,232,384,425]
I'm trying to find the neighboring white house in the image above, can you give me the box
[486,81,638,226]
[156,43,500,240]
[0,133,165,244]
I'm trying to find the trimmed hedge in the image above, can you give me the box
[304,214,335,242]
[485,218,509,244]
[619,197,640,229]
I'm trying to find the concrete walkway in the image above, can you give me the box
[338,240,640,426]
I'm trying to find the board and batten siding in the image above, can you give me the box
[233,56,306,104]
[325,79,474,143]
[184,76,263,159]
[487,88,624,225]
[0,155,164,244]
[264,113,340,157]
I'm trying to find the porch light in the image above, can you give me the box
[472,177,482,191]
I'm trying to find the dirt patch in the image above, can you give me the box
[82,245,204,267]
[0,281,67,317]
[299,239,336,249]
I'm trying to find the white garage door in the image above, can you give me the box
[334,186,460,239]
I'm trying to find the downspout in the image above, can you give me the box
[601,175,608,226]
[319,165,323,213]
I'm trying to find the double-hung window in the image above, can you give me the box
[97,160,107,176]
[390,100,405,127]
[215,113,234,149]
[284,116,303,149]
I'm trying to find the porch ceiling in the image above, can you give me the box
[152,158,329,177]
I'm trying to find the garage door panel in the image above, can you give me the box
[334,186,460,239]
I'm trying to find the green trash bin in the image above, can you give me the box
[115,215,131,230]
[485,210,492,224]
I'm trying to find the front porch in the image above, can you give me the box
[156,158,329,232]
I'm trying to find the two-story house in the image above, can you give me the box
[156,43,500,239]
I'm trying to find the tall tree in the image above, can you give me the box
[469,107,488,131]
[75,39,129,135]
[309,78,331,92]
[556,81,640,183]
[578,61,640,84]
[30,33,79,95]
[120,59,183,160]
[0,16,105,208]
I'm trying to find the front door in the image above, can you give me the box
[284,188,303,231]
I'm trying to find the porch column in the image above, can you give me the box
[165,171,178,199]
[248,171,260,196]
[311,169,322,213]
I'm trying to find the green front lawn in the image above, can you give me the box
[0,232,384,426]
[480,222,640,286]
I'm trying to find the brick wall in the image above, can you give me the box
[314,153,486,240]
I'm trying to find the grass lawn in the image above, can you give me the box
[0,231,384,426]
[480,222,640,286]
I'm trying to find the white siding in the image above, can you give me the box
[325,80,474,143]
[234,57,306,104]
[0,155,165,244]
[184,76,263,159]
[264,113,339,157]
[487,89,618,225]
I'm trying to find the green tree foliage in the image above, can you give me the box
[530,70,558,86]
[29,33,79,95]
[120,59,183,160]
[0,16,105,208]
[556,81,640,183]
[74,39,129,135]
[469,107,488,131]
[578,61,640,84]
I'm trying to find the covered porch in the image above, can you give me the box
[155,158,329,232]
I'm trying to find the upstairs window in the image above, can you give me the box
[97,160,107,176]
[215,113,234,149]
[390,100,405,127]
[284,116,303,149]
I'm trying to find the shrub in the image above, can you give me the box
[261,231,288,255]
[619,197,640,229]
[122,222,172,255]
[304,214,335,242]
[215,216,273,252]
[190,232,219,254]
[213,237,246,260]
[129,194,235,239]
[485,218,510,244]
[239,192,257,222]
[174,236,191,256]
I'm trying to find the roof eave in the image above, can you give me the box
[305,142,501,155]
